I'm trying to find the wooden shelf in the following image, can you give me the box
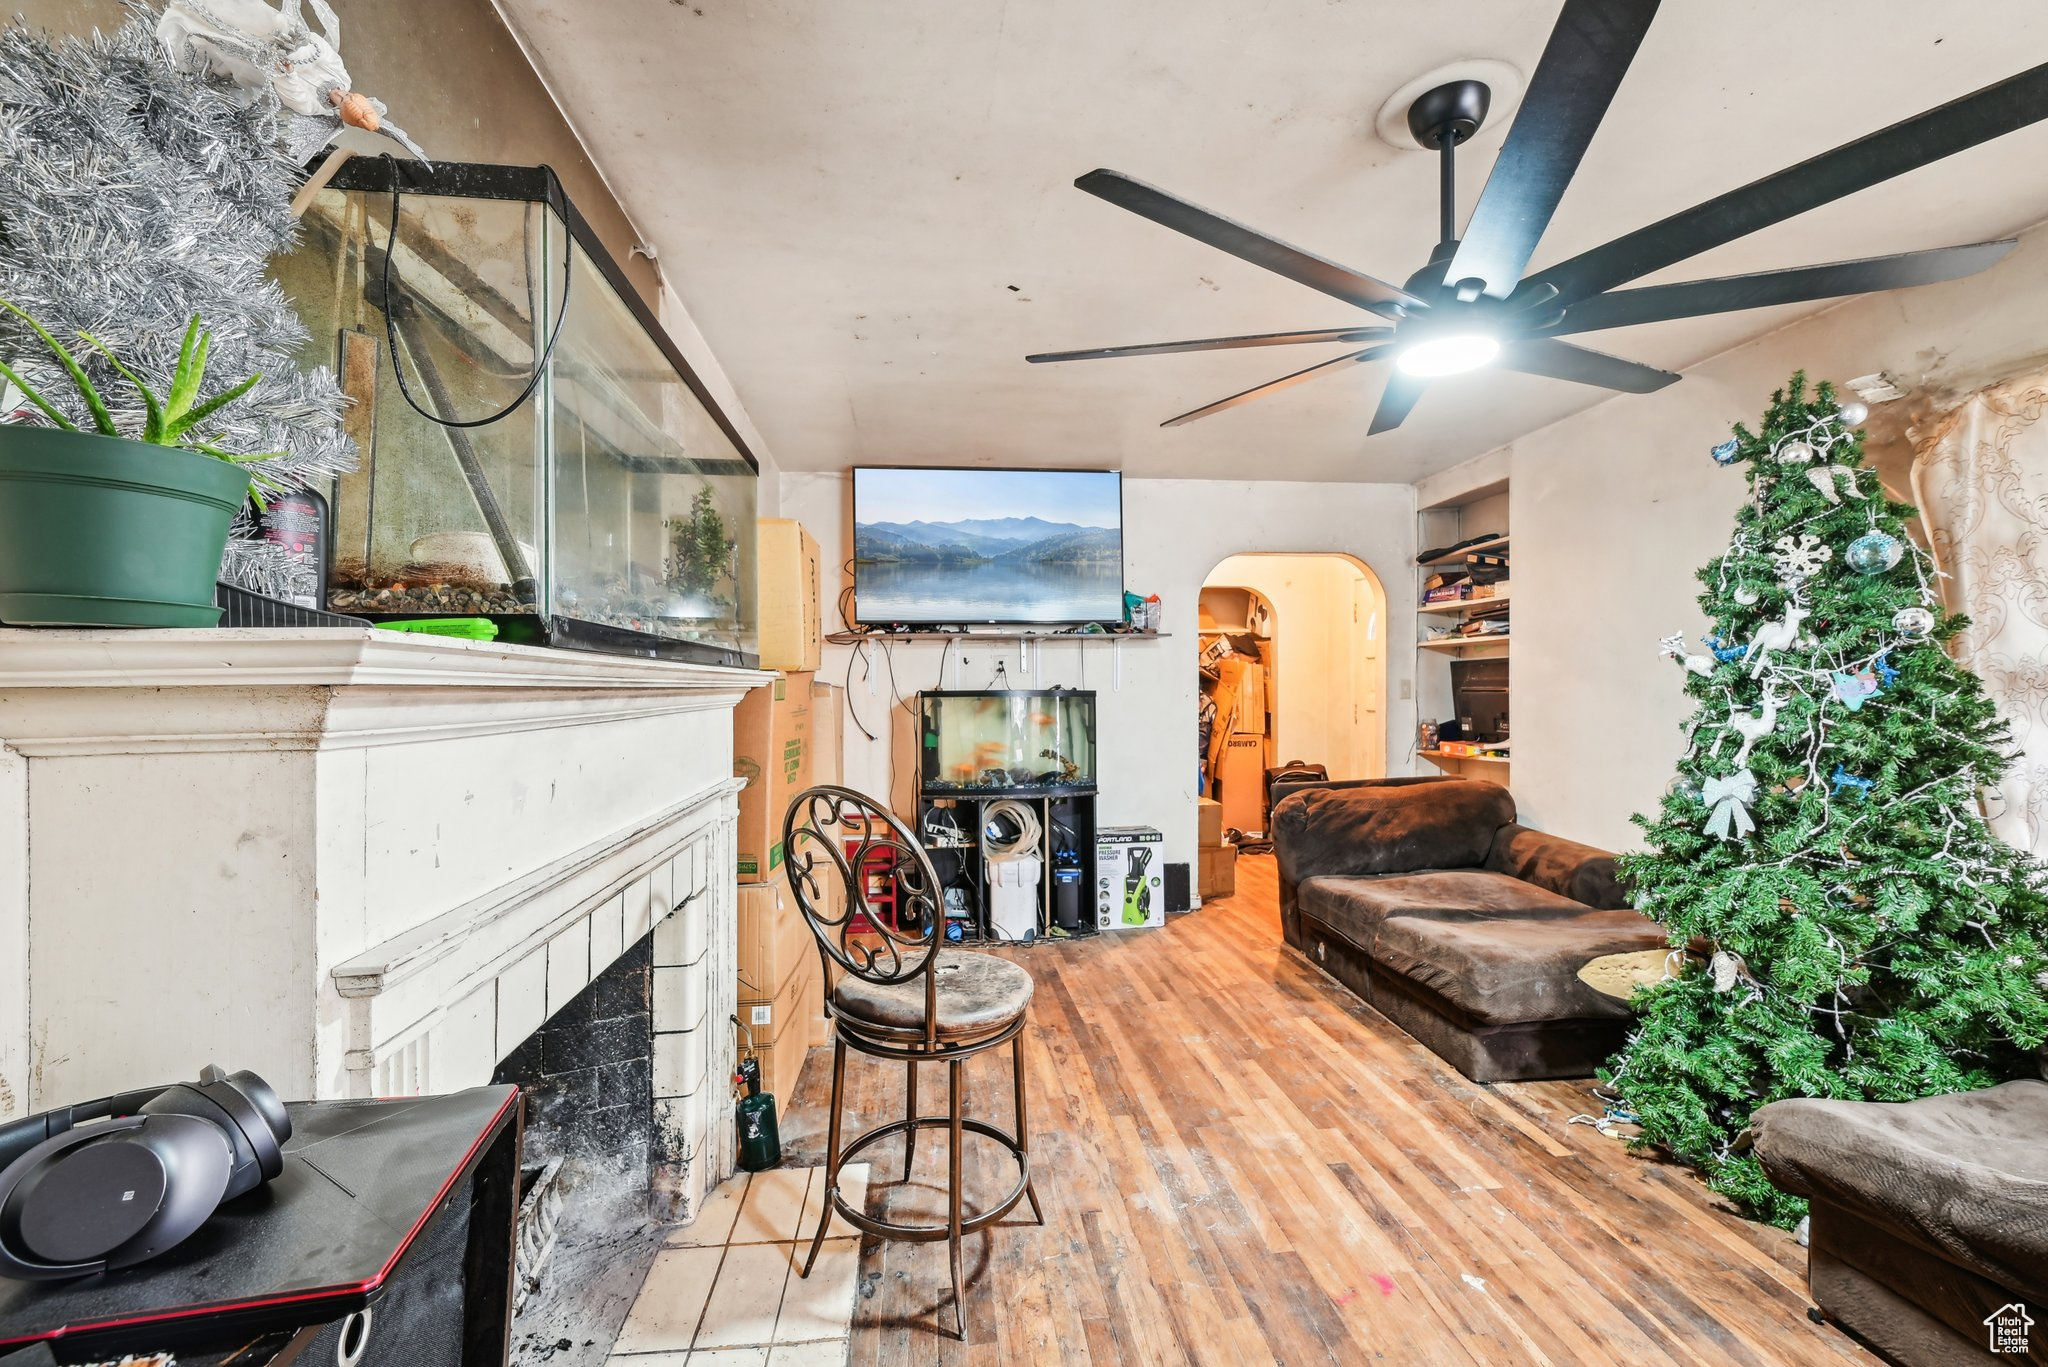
[1416,534,1509,568]
[1417,591,1511,615]
[1420,748,1511,766]
[1418,635,1509,652]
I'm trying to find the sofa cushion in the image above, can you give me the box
[1370,909,1671,1026]
[1753,1081,2048,1304]
[1485,823,1629,910]
[1272,779,1516,884]
[1298,870,1593,951]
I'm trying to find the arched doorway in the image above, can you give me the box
[1199,553,1388,836]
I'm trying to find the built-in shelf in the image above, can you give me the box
[1420,748,1511,766]
[833,631,1170,645]
[1418,635,1510,652]
[1416,534,1509,568]
[1416,592,1511,616]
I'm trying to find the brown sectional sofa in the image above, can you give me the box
[1754,1070,2048,1366]
[1273,777,1669,1082]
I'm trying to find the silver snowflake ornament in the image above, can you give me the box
[1772,533,1832,581]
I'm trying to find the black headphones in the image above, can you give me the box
[0,1065,291,1281]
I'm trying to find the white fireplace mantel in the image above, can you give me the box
[0,628,764,1216]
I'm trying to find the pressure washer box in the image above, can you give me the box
[1096,826,1164,930]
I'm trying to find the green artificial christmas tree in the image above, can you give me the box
[1607,374,2048,1227]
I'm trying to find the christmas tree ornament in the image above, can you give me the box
[1711,438,1741,464]
[1713,685,1786,765]
[1611,373,2048,1232]
[1771,534,1832,581]
[1664,774,1698,802]
[1704,634,1746,663]
[1733,586,1760,606]
[1893,606,1936,637]
[1838,400,1870,425]
[1709,949,1745,992]
[1743,604,1812,678]
[1805,464,1860,504]
[1844,531,1905,574]
[1659,632,1716,677]
[1700,769,1758,840]
[156,0,430,163]
[1775,439,1816,465]
[1830,669,1881,710]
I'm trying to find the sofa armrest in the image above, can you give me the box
[1485,823,1628,909]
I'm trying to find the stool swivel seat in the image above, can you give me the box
[782,785,1042,1340]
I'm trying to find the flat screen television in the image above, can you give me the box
[852,467,1125,626]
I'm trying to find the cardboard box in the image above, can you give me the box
[738,877,816,1004]
[735,672,815,881]
[1197,797,1223,848]
[1219,734,1266,835]
[757,519,823,672]
[1199,843,1238,900]
[1230,661,1267,735]
[1096,826,1164,930]
[890,702,920,822]
[810,681,843,787]
[739,947,820,1106]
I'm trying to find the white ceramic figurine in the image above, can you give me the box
[156,0,428,163]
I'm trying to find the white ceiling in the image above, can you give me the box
[498,0,2048,483]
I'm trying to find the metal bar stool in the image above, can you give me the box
[782,784,1042,1340]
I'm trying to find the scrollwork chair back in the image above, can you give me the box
[783,785,944,1045]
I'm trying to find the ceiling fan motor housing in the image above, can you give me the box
[1407,80,1492,149]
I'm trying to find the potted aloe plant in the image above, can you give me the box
[0,299,288,627]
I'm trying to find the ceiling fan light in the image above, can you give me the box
[1396,332,1500,377]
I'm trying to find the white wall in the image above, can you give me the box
[779,473,1418,876]
[1507,218,2048,852]
[1204,554,1386,780]
[0,745,24,1120]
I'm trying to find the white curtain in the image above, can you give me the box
[1911,375,2048,856]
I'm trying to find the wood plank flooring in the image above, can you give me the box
[779,854,1868,1365]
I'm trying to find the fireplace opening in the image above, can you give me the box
[494,933,669,1366]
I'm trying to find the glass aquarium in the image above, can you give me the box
[918,690,1097,796]
[271,160,758,665]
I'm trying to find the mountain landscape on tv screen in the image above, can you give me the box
[854,516,1120,566]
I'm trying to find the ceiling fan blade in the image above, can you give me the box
[1550,239,2016,334]
[1499,337,1678,392]
[1077,170,1422,317]
[1449,0,1660,298]
[1368,371,1427,435]
[1028,325,1392,364]
[1526,61,2048,305]
[1160,345,1390,427]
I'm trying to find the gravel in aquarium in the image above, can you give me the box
[329,558,537,616]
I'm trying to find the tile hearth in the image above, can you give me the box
[610,1164,869,1366]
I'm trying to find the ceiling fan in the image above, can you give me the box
[1026,0,2048,435]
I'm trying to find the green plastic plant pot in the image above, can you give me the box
[0,425,253,627]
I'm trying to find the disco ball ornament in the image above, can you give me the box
[1776,439,1815,464]
[1710,438,1740,465]
[1845,531,1904,575]
[1893,606,1935,638]
[1838,400,1869,425]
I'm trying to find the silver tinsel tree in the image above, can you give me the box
[0,4,353,583]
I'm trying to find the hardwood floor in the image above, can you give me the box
[779,854,1868,1365]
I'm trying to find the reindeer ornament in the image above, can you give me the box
[1713,683,1787,767]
